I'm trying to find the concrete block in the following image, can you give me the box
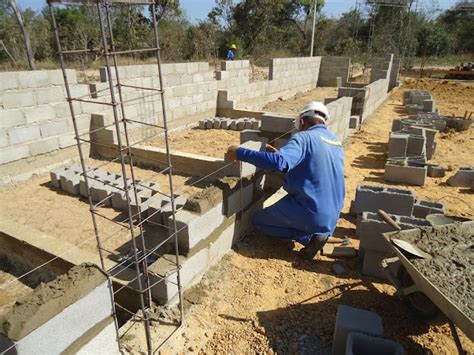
[35,86,65,105]
[423,99,436,113]
[362,249,391,280]
[387,133,408,158]
[427,165,445,178]
[0,109,26,129]
[244,120,253,130]
[198,120,207,129]
[21,105,56,124]
[159,195,187,225]
[29,137,60,156]
[349,115,360,129]
[332,305,383,355]
[0,131,8,148]
[18,70,49,89]
[221,119,231,130]
[413,199,444,218]
[240,130,268,145]
[407,104,423,115]
[224,183,253,217]
[0,145,30,164]
[167,202,225,252]
[356,212,431,253]
[225,140,266,178]
[350,185,415,216]
[384,163,427,186]
[39,120,68,138]
[60,172,81,195]
[447,167,474,188]
[346,332,404,355]
[8,125,41,145]
[3,90,35,109]
[261,113,296,134]
[213,119,221,129]
[236,120,245,131]
[0,72,19,90]
[406,134,426,157]
[147,248,209,304]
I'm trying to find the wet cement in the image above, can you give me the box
[0,263,107,340]
[396,222,473,320]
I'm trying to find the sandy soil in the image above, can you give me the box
[263,87,339,115]
[122,79,473,354]
[146,128,240,158]
[0,158,202,256]
[0,269,32,318]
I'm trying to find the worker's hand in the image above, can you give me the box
[226,145,239,161]
[266,144,278,153]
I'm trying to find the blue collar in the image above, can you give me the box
[307,124,326,131]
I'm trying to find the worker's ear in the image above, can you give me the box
[299,117,305,131]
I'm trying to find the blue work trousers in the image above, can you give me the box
[253,195,329,246]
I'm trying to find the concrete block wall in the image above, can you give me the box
[326,96,353,141]
[0,263,119,354]
[318,56,350,87]
[220,56,322,110]
[0,69,88,164]
[94,62,217,126]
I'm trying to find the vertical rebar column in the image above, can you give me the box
[151,2,185,325]
[48,0,121,348]
[96,2,153,354]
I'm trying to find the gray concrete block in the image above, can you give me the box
[413,199,444,219]
[0,109,26,129]
[3,90,35,109]
[221,119,231,130]
[387,133,408,158]
[332,305,383,355]
[407,104,423,115]
[349,115,360,129]
[39,120,68,138]
[224,183,253,217]
[384,163,427,186]
[447,167,474,188]
[60,172,81,195]
[229,120,237,130]
[224,140,266,178]
[423,99,436,113]
[350,185,415,216]
[244,120,253,130]
[0,145,30,164]
[35,86,65,105]
[346,332,404,355]
[251,120,260,130]
[29,137,60,156]
[8,126,41,145]
[362,249,391,280]
[261,113,296,134]
[198,120,206,129]
[236,120,245,131]
[427,165,445,178]
[21,105,55,124]
[240,130,268,145]
[212,119,221,129]
[406,134,426,157]
[356,212,431,253]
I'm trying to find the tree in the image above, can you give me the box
[9,0,36,69]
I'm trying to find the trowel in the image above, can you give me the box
[377,210,432,259]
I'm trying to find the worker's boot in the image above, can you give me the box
[301,235,329,260]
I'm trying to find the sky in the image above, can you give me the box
[18,0,461,21]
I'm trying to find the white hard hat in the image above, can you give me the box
[299,101,330,122]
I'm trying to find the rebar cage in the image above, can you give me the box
[48,1,184,353]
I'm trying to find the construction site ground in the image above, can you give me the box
[146,128,240,158]
[123,78,474,354]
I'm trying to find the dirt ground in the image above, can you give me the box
[0,158,202,256]
[146,128,241,158]
[263,87,339,115]
[0,269,32,318]
[123,79,473,354]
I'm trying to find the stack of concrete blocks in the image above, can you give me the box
[385,117,441,186]
[0,69,90,165]
[93,62,218,129]
[0,263,119,354]
[317,56,350,87]
[332,305,404,355]
[403,90,436,115]
[50,165,184,218]
[350,184,445,280]
[148,173,270,304]
[198,117,260,131]
[447,167,474,188]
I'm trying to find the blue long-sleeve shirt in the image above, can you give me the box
[236,124,345,235]
[226,49,235,60]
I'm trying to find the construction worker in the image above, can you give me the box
[226,44,237,61]
[226,102,345,259]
